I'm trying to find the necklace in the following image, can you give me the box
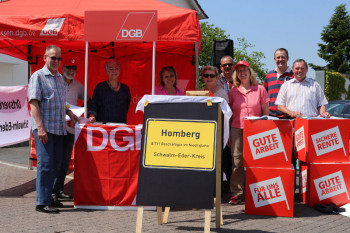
[108,80,120,91]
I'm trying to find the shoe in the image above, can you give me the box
[228,196,241,205]
[57,192,73,200]
[51,200,64,208]
[36,205,59,214]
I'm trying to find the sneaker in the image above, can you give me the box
[228,196,241,205]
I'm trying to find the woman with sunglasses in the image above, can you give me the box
[201,65,229,102]
[154,66,185,95]
[228,61,269,205]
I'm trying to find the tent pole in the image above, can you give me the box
[195,42,199,90]
[152,41,156,95]
[84,41,89,117]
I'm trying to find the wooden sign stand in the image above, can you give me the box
[136,103,224,232]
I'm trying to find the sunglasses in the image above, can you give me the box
[203,74,217,78]
[47,55,62,61]
[222,63,233,67]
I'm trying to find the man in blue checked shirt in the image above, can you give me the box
[28,45,79,214]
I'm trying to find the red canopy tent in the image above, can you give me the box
[0,0,201,124]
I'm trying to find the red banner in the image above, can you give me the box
[74,123,142,206]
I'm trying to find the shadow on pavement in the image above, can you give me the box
[0,178,36,197]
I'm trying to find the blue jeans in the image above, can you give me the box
[53,132,74,194]
[33,130,64,205]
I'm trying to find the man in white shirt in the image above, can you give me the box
[275,59,330,118]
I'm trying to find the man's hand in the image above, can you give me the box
[321,111,331,118]
[37,126,48,144]
[290,111,302,118]
[88,114,96,123]
[67,111,80,125]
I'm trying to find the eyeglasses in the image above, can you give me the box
[64,66,77,71]
[46,55,62,61]
[203,74,217,78]
[222,63,233,67]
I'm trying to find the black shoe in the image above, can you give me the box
[36,205,59,214]
[57,192,73,200]
[51,200,64,208]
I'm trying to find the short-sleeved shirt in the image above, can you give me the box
[229,84,269,129]
[65,79,89,134]
[263,67,293,117]
[154,85,185,95]
[88,81,131,123]
[28,65,67,135]
[275,77,328,117]
[66,79,87,105]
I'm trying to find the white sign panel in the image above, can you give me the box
[249,176,289,209]
[311,126,346,157]
[314,170,349,201]
[247,128,287,161]
[0,85,31,147]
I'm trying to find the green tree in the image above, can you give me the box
[233,37,268,83]
[200,22,228,66]
[310,4,350,73]
[199,22,267,85]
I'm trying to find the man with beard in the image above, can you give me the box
[52,58,90,202]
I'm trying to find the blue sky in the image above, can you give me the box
[199,0,349,78]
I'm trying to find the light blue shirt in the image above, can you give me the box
[28,65,67,135]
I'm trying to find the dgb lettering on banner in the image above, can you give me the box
[122,29,143,38]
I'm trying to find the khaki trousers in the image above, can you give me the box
[229,127,244,198]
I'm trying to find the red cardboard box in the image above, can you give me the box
[308,162,350,207]
[299,161,308,203]
[243,120,293,168]
[294,118,350,163]
[245,167,295,217]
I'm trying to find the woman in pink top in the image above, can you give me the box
[154,66,185,95]
[228,61,269,205]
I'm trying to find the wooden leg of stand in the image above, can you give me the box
[204,210,211,233]
[220,206,223,225]
[163,207,170,223]
[157,206,163,225]
[136,206,144,233]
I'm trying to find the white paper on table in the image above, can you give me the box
[65,103,84,121]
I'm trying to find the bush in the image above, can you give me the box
[324,71,346,101]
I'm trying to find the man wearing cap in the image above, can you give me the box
[52,58,90,202]
[28,45,79,214]
[263,48,294,118]
[275,59,330,118]
[218,55,234,95]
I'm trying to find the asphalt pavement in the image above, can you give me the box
[1,144,350,233]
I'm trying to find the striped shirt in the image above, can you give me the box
[263,67,293,117]
[28,65,67,135]
[275,78,328,117]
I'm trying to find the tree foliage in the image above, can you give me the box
[310,4,350,73]
[199,22,267,84]
[233,37,268,83]
[324,71,346,101]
